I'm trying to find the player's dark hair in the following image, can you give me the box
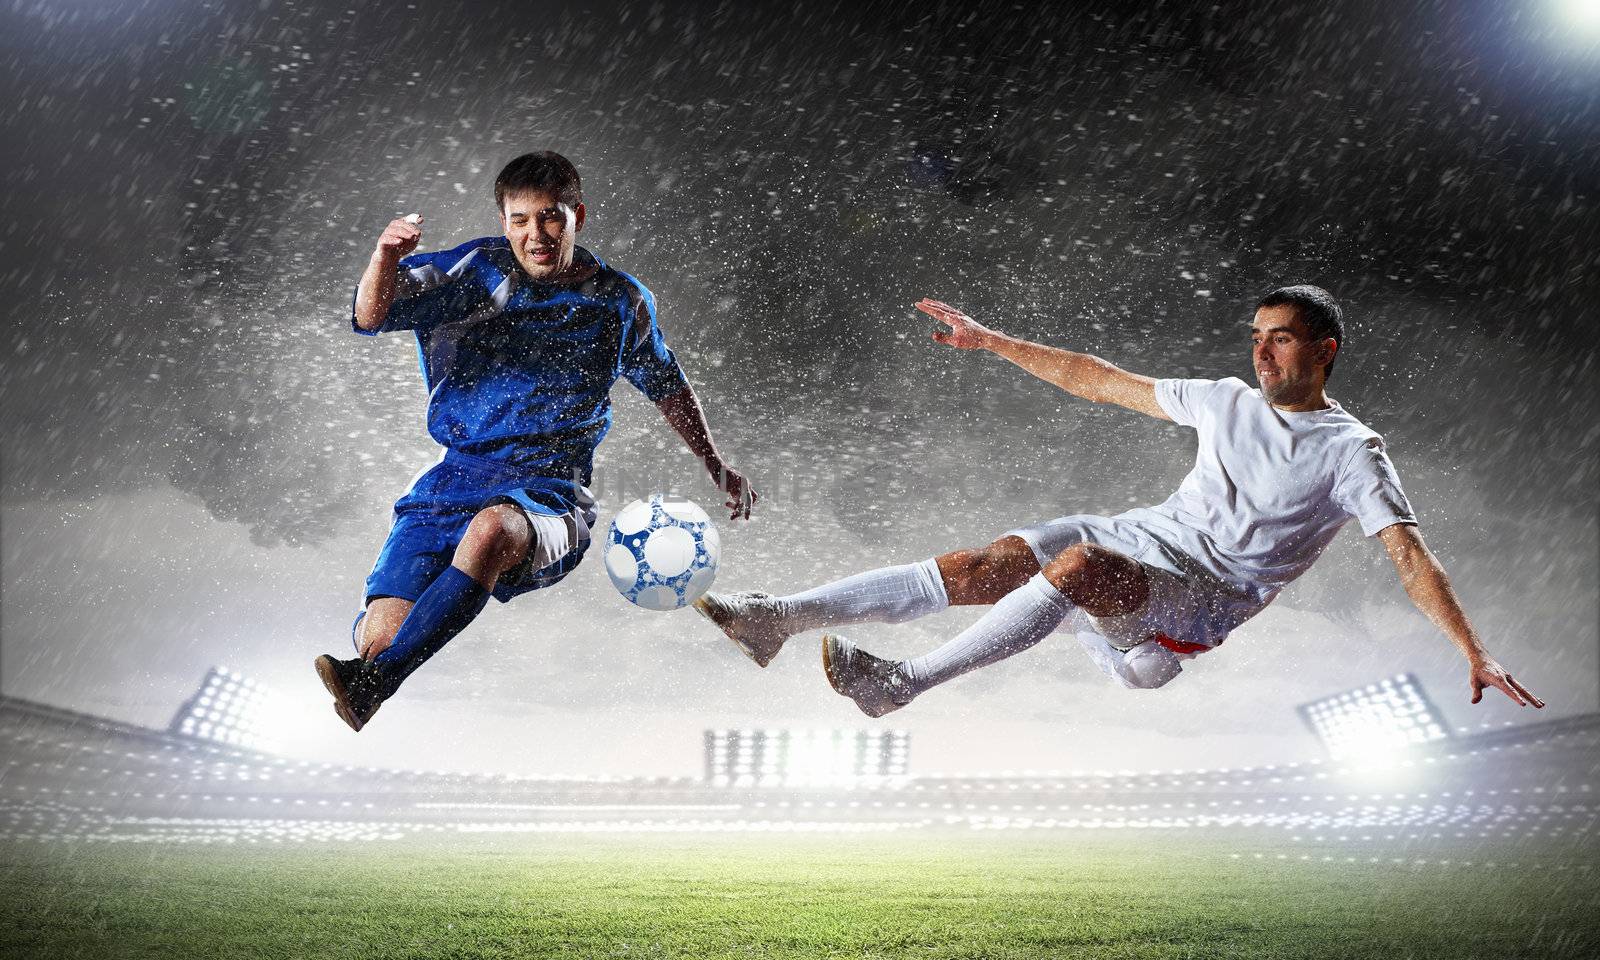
[1256,284,1345,379]
[494,151,583,210]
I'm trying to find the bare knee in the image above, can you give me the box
[937,535,1040,605]
[455,504,533,576]
[1042,543,1148,617]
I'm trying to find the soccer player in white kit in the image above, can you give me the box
[695,285,1544,716]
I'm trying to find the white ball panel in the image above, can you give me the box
[613,500,654,536]
[635,586,681,611]
[604,544,639,590]
[643,526,697,578]
[685,564,717,603]
[606,495,720,611]
[660,497,710,524]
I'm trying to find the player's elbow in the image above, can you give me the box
[1390,540,1439,584]
[652,384,693,410]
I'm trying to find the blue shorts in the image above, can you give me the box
[364,449,598,606]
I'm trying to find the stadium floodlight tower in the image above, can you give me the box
[1297,672,1450,762]
[704,728,911,787]
[168,666,279,752]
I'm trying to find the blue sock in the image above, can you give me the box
[372,566,489,683]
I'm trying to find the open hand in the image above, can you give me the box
[376,214,423,260]
[1469,655,1543,708]
[708,461,757,520]
[917,298,998,349]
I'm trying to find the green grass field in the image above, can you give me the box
[3,831,1596,959]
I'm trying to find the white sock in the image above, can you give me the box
[775,558,949,632]
[899,574,1072,697]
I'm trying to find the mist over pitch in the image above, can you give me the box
[1,0,1595,763]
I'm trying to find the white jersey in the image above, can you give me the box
[1117,376,1416,602]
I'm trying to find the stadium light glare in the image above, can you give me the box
[1297,673,1450,762]
[704,728,912,786]
[1561,0,1600,29]
[169,667,283,752]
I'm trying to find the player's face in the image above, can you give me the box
[1250,305,1334,405]
[499,189,585,281]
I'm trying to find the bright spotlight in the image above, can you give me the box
[703,728,911,787]
[1561,0,1600,28]
[1296,673,1450,761]
[168,666,282,752]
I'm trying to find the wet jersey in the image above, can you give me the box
[1124,376,1417,602]
[351,239,688,480]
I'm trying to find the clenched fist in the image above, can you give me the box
[375,214,424,261]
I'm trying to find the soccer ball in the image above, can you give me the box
[604,495,720,611]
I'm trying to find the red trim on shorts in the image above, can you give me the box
[1152,632,1213,655]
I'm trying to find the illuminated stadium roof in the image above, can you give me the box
[1,696,1594,844]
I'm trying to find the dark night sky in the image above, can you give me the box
[1,0,1596,774]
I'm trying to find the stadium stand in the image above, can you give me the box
[1,696,1595,845]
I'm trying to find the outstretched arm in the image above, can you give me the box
[915,299,1170,420]
[655,386,758,520]
[1378,523,1543,708]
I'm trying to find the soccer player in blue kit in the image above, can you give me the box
[315,152,756,732]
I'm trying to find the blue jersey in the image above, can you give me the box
[351,238,689,480]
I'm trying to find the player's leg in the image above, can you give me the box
[1066,560,1240,690]
[1038,541,1148,616]
[824,542,1148,716]
[317,503,541,733]
[1073,629,1183,690]
[355,597,413,660]
[934,535,1042,605]
[368,503,532,683]
[776,535,1040,616]
[345,505,531,662]
[695,557,946,667]
[694,536,1038,667]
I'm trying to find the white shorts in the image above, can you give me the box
[1005,514,1268,688]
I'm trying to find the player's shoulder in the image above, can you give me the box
[585,251,656,314]
[608,262,655,305]
[1172,375,1252,406]
[1162,375,1250,392]
[1318,400,1389,472]
[400,235,509,273]
[1322,397,1382,438]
